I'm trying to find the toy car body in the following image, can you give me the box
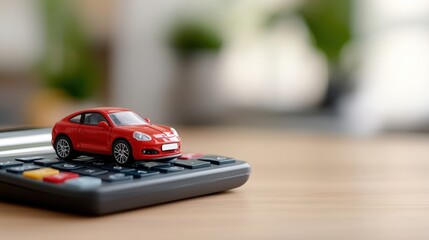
[51,107,181,164]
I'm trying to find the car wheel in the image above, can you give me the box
[55,136,76,160]
[113,140,133,165]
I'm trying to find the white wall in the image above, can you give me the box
[342,0,429,133]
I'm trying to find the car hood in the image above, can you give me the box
[116,124,170,135]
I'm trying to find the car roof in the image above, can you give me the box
[64,107,131,119]
[61,107,133,122]
[82,107,131,114]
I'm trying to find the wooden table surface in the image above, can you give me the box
[2,127,429,240]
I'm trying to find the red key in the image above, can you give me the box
[179,153,204,160]
[43,172,79,184]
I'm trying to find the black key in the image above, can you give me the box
[199,155,235,165]
[86,161,109,168]
[135,162,170,170]
[155,166,185,173]
[72,167,108,176]
[6,165,40,173]
[127,170,159,178]
[100,164,135,172]
[98,173,133,182]
[70,156,96,163]
[73,156,94,161]
[174,159,211,169]
[34,158,64,167]
[163,158,178,164]
[0,161,23,169]
[15,156,44,163]
[51,163,84,171]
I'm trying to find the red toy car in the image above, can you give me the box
[51,107,181,165]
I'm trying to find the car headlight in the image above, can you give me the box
[170,127,179,136]
[133,131,152,141]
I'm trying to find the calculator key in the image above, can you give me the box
[87,161,108,167]
[43,172,79,184]
[72,156,95,162]
[155,166,185,173]
[15,156,44,163]
[163,158,178,164]
[6,165,40,174]
[98,173,133,182]
[127,170,159,178]
[100,164,135,172]
[174,159,211,169]
[51,163,84,171]
[179,153,204,160]
[23,168,59,180]
[72,167,108,176]
[34,158,64,167]
[135,161,170,170]
[64,177,102,189]
[0,161,23,169]
[199,155,235,165]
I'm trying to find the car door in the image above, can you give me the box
[77,112,111,154]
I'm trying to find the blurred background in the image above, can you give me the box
[1,0,429,135]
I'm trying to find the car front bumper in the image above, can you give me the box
[131,141,181,161]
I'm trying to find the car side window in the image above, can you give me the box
[83,113,108,125]
[69,114,82,123]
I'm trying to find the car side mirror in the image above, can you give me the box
[98,121,109,129]
[144,118,151,124]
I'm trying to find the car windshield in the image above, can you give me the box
[108,111,148,126]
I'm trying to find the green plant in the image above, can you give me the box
[267,0,351,65]
[38,0,100,100]
[168,20,222,56]
[297,0,352,65]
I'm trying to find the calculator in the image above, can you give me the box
[0,129,250,215]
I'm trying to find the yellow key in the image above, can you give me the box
[23,168,59,180]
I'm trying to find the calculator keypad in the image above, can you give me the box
[0,153,236,186]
